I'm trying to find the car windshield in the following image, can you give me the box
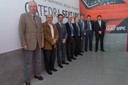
[82,0,125,8]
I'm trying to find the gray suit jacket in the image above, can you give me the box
[79,20,86,36]
[19,13,44,50]
[55,22,67,42]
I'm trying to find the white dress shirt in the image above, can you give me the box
[98,20,101,27]
[48,23,54,38]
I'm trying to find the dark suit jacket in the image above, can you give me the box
[73,23,82,39]
[55,22,67,42]
[65,22,74,41]
[94,20,106,36]
[79,20,86,36]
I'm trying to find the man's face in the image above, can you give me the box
[58,16,63,23]
[29,2,37,14]
[87,16,91,20]
[75,17,79,23]
[46,15,53,24]
[98,16,102,21]
[68,16,72,22]
[80,15,84,20]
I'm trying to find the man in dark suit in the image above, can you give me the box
[94,15,106,52]
[73,17,83,57]
[19,1,44,85]
[55,14,69,68]
[42,14,58,75]
[65,15,76,62]
[85,15,94,51]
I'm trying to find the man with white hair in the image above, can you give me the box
[19,1,44,85]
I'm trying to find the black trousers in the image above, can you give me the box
[74,36,81,55]
[43,47,56,72]
[66,37,75,60]
[95,34,104,50]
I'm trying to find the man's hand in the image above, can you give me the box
[23,45,28,50]
[41,43,44,48]
[81,37,83,40]
[98,31,102,34]
[62,39,66,44]
[52,39,57,45]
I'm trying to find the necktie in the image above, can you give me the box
[69,22,74,36]
[70,23,73,29]
[81,20,85,32]
[59,22,62,28]
[59,22,63,33]
[33,15,37,28]
[76,23,80,36]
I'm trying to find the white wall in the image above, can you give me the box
[0,0,79,54]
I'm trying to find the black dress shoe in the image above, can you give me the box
[74,54,78,57]
[47,70,52,75]
[51,68,57,72]
[89,49,92,51]
[64,62,69,65]
[71,57,76,60]
[58,65,63,68]
[25,82,30,85]
[67,59,72,62]
[34,75,43,80]
[101,50,105,52]
[78,53,83,56]
[81,51,84,53]
[62,62,69,65]
[85,50,87,52]
[95,50,98,52]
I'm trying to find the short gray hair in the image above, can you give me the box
[28,1,37,7]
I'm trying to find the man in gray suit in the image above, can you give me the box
[55,14,69,68]
[19,1,44,85]
[79,14,86,53]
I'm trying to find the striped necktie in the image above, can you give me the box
[33,15,37,28]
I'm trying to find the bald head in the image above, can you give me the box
[28,1,37,15]
[46,14,53,24]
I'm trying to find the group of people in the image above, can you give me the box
[19,1,106,85]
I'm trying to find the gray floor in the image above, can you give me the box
[28,50,128,85]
